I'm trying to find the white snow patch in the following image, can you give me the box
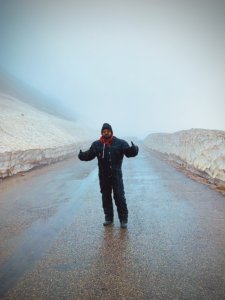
[0,94,96,178]
[144,129,225,183]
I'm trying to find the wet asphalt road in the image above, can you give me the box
[0,145,225,299]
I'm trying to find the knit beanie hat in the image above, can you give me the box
[101,123,113,134]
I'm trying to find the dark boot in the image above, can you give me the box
[103,218,114,226]
[120,220,128,229]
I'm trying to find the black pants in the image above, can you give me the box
[99,174,128,222]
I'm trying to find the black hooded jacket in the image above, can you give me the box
[78,137,138,178]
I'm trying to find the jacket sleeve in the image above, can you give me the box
[78,143,97,161]
[123,141,139,158]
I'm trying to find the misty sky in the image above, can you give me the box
[0,0,225,138]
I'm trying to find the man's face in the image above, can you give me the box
[102,129,112,139]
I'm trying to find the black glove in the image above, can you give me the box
[131,141,137,148]
[78,149,83,159]
[131,141,139,153]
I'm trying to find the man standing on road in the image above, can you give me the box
[78,123,139,228]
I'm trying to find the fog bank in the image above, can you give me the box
[1,1,225,137]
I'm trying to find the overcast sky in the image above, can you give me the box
[0,0,225,138]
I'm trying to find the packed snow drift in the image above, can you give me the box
[0,93,95,178]
[144,129,225,183]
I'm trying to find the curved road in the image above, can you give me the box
[0,145,225,299]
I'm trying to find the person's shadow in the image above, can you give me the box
[97,226,130,276]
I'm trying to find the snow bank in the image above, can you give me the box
[144,129,225,183]
[0,94,95,178]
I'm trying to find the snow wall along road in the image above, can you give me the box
[144,129,225,185]
[0,94,96,179]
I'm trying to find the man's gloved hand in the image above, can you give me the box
[131,141,136,148]
[78,149,83,159]
[131,141,139,153]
